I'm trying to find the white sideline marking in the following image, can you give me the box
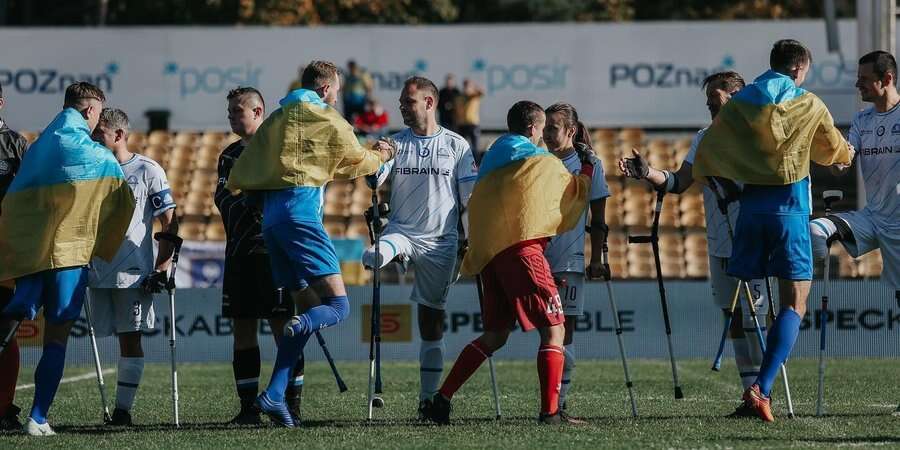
[15,369,115,391]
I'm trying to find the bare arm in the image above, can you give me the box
[617,148,694,194]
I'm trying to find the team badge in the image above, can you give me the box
[877,125,885,136]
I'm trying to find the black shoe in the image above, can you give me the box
[0,405,21,431]
[107,408,133,427]
[229,407,262,425]
[422,394,451,425]
[286,397,302,426]
[557,409,587,425]
[538,411,563,425]
[417,399,432,421]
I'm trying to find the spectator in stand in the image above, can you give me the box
[354,97,390,141]
[343,60,374,122]
[456,79,484,153]
[438,74,461,132]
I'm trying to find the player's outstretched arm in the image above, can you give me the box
[618,148,694,194]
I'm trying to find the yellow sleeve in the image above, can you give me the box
[810,105,852,166]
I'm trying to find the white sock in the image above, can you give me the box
[741,306,766,386]
[731,337,757,390]
[559,345,575,408]
[419,339,444,400]
[116,357,145,411]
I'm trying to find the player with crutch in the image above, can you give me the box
[154,231,184,426]
[620,71,770,398]
[361,76,477,420]
[809,50,900,415]
[812,190,842,416]
[691,39,853,422]
[88,108,179,427]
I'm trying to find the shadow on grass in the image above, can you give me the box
[735,435,900,444]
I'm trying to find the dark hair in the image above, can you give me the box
[545,102,591,148]
[227,86,265,109]
[403,76,439,100]
[0,84,3,99]
[770,39,812,74]
[301,60,339,90]
[702,71,746,93]
[859,50,897,81]
[63,81,106,109]
[507,100,544,135]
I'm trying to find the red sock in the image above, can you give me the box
[537,344,564,415]
[0,339,19,416]
[438,340,489,400]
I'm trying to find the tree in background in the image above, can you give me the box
[1,0,854,26]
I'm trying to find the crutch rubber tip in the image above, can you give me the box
[371,397,385,408]
[495,415,501,420]
[711,365,721,372]
[674,387,684,399]
[789,413,796,419]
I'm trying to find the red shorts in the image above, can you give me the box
[479,239,564,332]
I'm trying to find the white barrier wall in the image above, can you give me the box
[17,280,899,367]
[0,20,860,131]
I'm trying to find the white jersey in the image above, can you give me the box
[375,127,477,246]
[685,128,740,258]
[89,154,176,288]
[544,150,610,273]
[848,104,900,231]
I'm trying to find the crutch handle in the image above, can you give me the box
[628,235,653,244]
[154,231,184,248]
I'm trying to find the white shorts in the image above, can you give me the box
[835,210,900,289]
[87,288,155,337]
[709,256,767,323]
[555,272,585,316]
[362,231,457,310]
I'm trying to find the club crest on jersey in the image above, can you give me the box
[892,123,900,135]
[877,125,886,136]
[417,146,431,158]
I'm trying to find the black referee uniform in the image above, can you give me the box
[0,118,27,306]
[215,140,291,318]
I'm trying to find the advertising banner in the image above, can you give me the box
[0,21,860,132]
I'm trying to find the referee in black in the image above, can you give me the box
[0,84,28,430]
[215,87,305,425]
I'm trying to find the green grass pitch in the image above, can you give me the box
[4,358,900,449]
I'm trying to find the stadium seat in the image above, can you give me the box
[174,132,199,147]
[147,130,171,146]
[619,128,645,145]
[200,131,225,148]
[592,129,617,145]
[20,130,40,145]
[205,221,226,241]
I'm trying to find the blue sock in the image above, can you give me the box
[30,342,67,424]
[755,309,801,396]
[265,296,350,402]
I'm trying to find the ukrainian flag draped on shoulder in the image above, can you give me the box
[0,108,135,282]
[226,89,382,191]
[692,70,851,185]
[461,134,591,276]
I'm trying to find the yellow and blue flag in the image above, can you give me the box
[0,108,135,282]
[460,134,591,275]
[692,70,852,185]
[227,89,382,191]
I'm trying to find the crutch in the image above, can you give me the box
[155,231,184,427]
[365,186,388,419]
[712,282,742,371]
[764,277,795,418]
[474,275,501,420]
[627,189,683,399]
[816,190,843,417]
[600,241,638,417]
[83,292,113,423]
[315,331,348,393]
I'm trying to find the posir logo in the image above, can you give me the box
[164,62,262,98]
[610,55,733,88]
[471,58,569,94]
[0,62,118,94]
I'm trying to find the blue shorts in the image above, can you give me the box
[2,267,89,323]
[263,220,341,291]
[728,212,813,281]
